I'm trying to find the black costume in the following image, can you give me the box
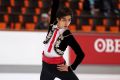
[40,25,84,80]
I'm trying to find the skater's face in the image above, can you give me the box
[57,15,71,29]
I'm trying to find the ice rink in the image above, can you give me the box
[0,65,120,80]
[0,73,120,80]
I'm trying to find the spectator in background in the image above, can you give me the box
[103,0,119,16]
[88,0,119,16]
[89,0,99,15]
[88,0,104,16]
[89,0,95,15]
[35,13,50,30]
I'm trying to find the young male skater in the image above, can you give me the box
[40,0,85,80]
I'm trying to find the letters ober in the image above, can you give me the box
[94,38,120,53]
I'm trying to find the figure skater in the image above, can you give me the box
[40,0,85,80]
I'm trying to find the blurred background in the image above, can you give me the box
[0,0,120,80]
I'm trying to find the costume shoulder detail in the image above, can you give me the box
[62,29,72,38]
[54,29,72,55]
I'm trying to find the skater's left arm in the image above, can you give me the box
[67,34,85,71]
[57,30,85,71]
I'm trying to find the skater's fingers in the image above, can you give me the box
[57,66,63,69]
[57,66,65,69]
[57,66,66,70]
[57,64,68,69]
[57,67,68,72]
[57,65,68,72]
[57,69,64,71]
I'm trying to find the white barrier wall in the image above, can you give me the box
[0,31,69,65]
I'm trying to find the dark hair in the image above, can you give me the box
[56,7,73,19]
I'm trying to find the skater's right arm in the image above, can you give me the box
[47,0,60,34]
